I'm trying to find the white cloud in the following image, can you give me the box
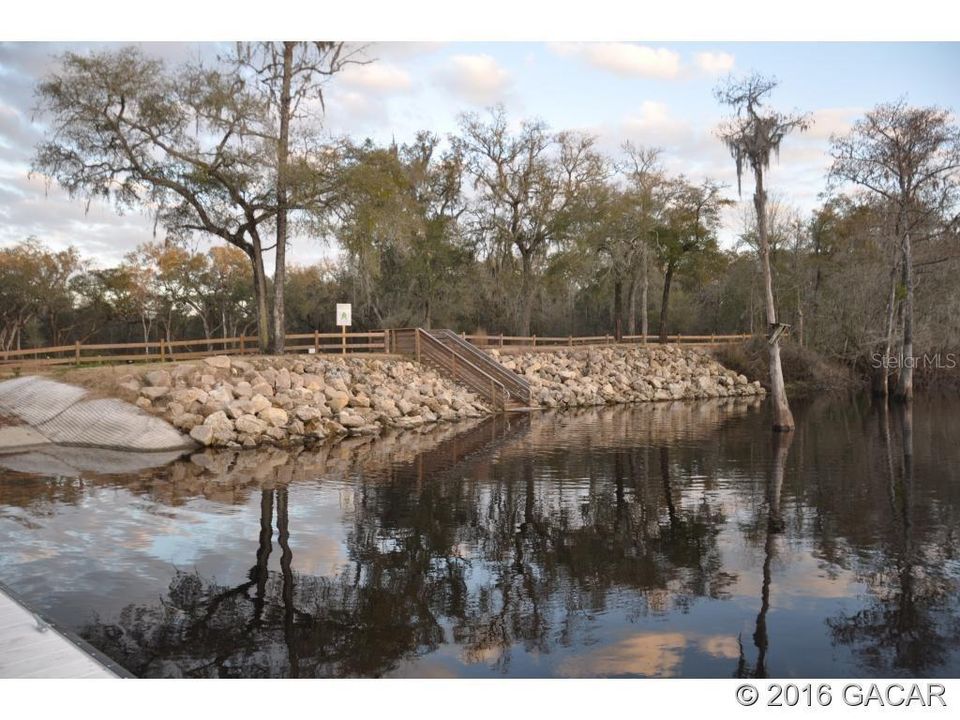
[621,101,691,146]
[805,106,862,140]
[694,51,735,76]
[435,54,510,105]
[339,62,412,93]
[551,42,681,80]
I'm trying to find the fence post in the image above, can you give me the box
[341,326,346,355]
[569,335,573,347]
[74,341,81,366]
[159,338,166,362]
[314,329,319,354]
[240,335,246,355]
[415,329,421,362]
[500,333,504,348]
[532,334,537,348]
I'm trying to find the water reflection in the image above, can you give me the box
[1,396,959,678]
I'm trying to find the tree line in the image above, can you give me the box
[10,44,958,408]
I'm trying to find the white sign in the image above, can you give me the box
[336,303,352,327]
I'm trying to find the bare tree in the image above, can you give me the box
[829,100,960,401]
[455,106,605,335]
[716,74,810,431]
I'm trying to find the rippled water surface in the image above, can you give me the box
[1,395,959,678]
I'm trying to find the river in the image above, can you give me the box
[0,395,958,678]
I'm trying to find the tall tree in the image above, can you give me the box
[716,74,810,431]
[331,134,469,328]
[652,177,728,343]
[455,106,605,335]
[34,47,276,352]
[829,101,960,401]
[229,42,359,353]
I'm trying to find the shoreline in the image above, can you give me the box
[2,344,766,452]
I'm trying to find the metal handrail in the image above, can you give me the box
[432,329,530,404]
[415,329,510,410]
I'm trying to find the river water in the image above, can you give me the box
[0,395,958,678]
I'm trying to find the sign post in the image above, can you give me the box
[336,303,352,355]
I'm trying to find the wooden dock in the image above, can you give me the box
[0,583,121,678]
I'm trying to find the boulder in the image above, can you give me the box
[204,355,232,370]
[189,425,216,446]
[144,369,172,387]
[259,407,289,428]
[235,414,268,435]
[140,386,170,400]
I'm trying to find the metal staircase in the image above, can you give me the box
[389,328,531,411]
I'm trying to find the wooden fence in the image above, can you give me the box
[0,330,751,369]
[460,333,752,349]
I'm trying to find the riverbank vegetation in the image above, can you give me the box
[0,45,954,397]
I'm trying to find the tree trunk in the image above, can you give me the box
[875,258,901,398]
[626,273,638,336]
[517,248,534,336]
[658,263,674,343]
[613,277,623,341]
[754,168,795,431]
[272,42,294,355]
[247,238,270,354]
[641,247,649,342]
[894,229,914,402]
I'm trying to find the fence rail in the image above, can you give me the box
[0,330,752,369]
[461,333,752,348]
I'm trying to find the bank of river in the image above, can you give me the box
[53,345,765,450]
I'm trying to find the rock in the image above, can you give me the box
[140,386,170,400]
[203,411,233,431]
[339,411,365,428]
[350,393,371,408]
[117,380,142,395]
[235,414,267,435]
[204,355,232,370]
[171,387,208,406]
[207,386,233,404]
[251,382,274,397]
[275,368,291,392]
[325,389,350,412]
[190,425,215,446]
[295,406,323,422]
[259,407,289,427]
[233,381,253,398]
[144,369,172,387]
[248,394,273,414]
[225,399,250,419]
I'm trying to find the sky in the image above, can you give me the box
[1,41,958,269]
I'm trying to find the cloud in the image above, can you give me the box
[551,42,681,80]
[339,62,412,93]
[435,54,510,105]
[694,51,735,76]
[805,106,862,140]
[621,101,692,146]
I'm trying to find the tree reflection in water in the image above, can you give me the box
[4,396,958,677]
[78,405,745,677]
[736,432,792,679]
[826,403,960,676]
